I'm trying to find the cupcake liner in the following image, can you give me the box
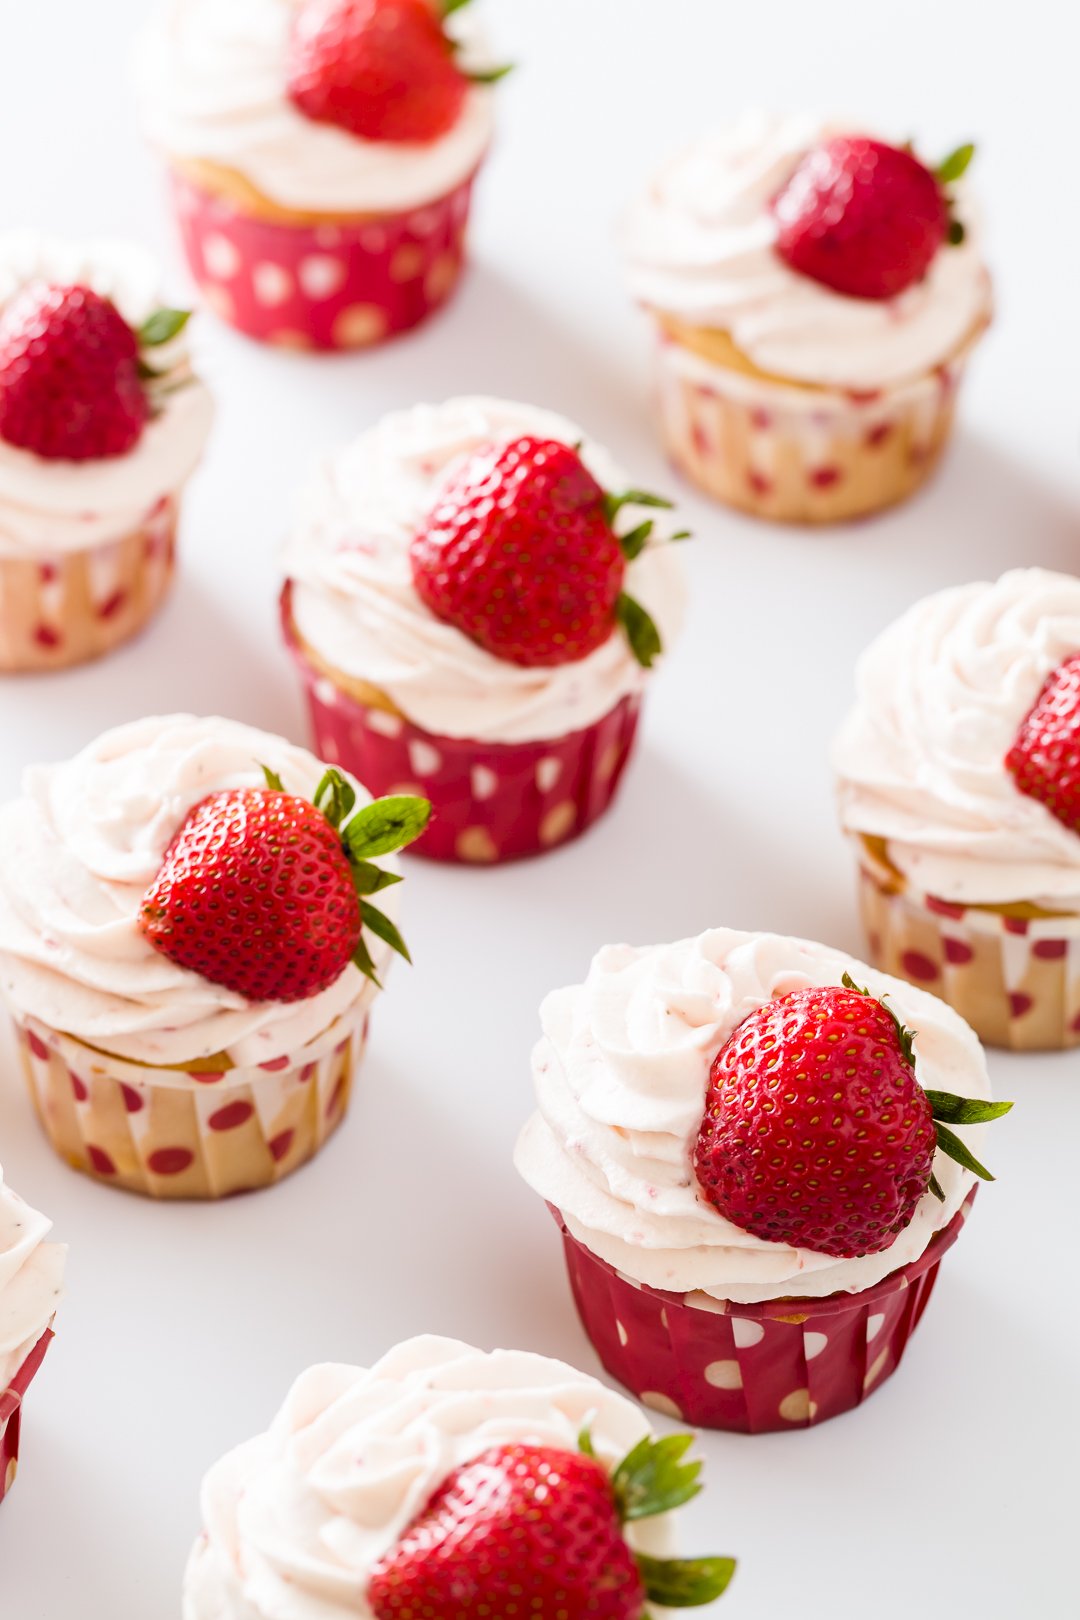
[856,844,1080,1050]
[0,1328,53,1504]
[168,167,476,350]
[15,1006,370,1200]
[283,597,642,864]
[651,328,977,524]
[551,1193,974,1433]
[0,493,177,673]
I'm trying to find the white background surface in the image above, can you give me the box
[0,1,1076,1615]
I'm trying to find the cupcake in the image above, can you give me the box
[183,1336,735,1617]
[0,1163,65,1504]
[622,113,992,523]
[834,567,1080,1050]
[0,715,428,1199]
[0,231,212,671]
[281,397,686,864]
[516,929,1010,1433]
[136,0,503,350]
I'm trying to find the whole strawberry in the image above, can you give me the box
[772,137,974,300]
[1005,654,1080,830]
[287,0,500,144]
[0,285,189,462]
[140,767,429,1003]
[694,973,1011,1259]
[410,435,682,668]
[368,1431,735,1619]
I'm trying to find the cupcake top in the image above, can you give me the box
[0,231,213,558]
[834,568,1080,909]
[0,1164,65,1387]
[515,928,992,1305]
[183,1336,685,1620]
[283,397,686,745]
[135,0,496,214]
[0,715,400,1068]
[621,111,990,389]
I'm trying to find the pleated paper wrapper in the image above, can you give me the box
[15,1005,370,1200]
[551,1191,975,1434]
[0,1328,54,1504]
[169,166,476,351]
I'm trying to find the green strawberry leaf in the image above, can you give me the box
[638,1553,737,1607]
[313,768,357,831]
[350,861,404,898]
[616,593,662,669]
[442,0,473,13]
[360,900,411,964]
[925,1091,1014,1126]
[261,764,285,792]
[619,520,655,562]
[138,308,191,347]
[670,529,692,542]
[603,488,675,526]
[936,142,976,184]
[351,932,383,989]
[577,1425,596,1458]
[929,1171,946,1203]
[612,1434,702,1523]
[469,63,514,83]
[344,795,431,858]
[948,218,967,246]
[935,1122,996,1182]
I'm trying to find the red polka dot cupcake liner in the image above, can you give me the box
[856,844,1080,1051]
[283,596,643,864]
[651,321,986,524]
[0,1327,53,1505]
[551,1192,975,1434]
[168,166,476,351]
[14,1007,370,1200]
[0,493,178,673]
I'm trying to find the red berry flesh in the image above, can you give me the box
[1006,654,1080,831]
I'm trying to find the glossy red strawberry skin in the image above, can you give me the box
[368,1443,645,1620]
[410,436,626,668]
[772,137,949,300]
[1006,656,1080,831]
[140,789,361,1004]
[287,0,468,144]
[694,983,936,1259]
[0,283,149,461]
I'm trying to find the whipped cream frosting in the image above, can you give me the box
[835,568,1080,908]
[284,397,687,745]
[183,1336,677,1620]
[0,716,395,1068]
[515,929,989,1305]
[622,111,991,389]
[0,1165,64,1389]
[0,231,213,559]
[135,0,495,214]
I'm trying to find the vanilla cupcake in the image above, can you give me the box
[0,232,212,670]
[516,929,1008,1432]
[0,1165,65,1504]
[281,397,686,864]
[622,113,992,523]
[184,1336,735,1617]
[136,0,503,350]
[0,715,428,1198]
[835,567,1080,1050]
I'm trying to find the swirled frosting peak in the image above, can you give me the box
[182,1336,676,1620]
[622,111,990,388]
[0,715,395,1067]
[284,397,686,744]
[135,0,496,214]
[834,568,1080,908]
[0,1165,65,1387]
[515,929,989,1304]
